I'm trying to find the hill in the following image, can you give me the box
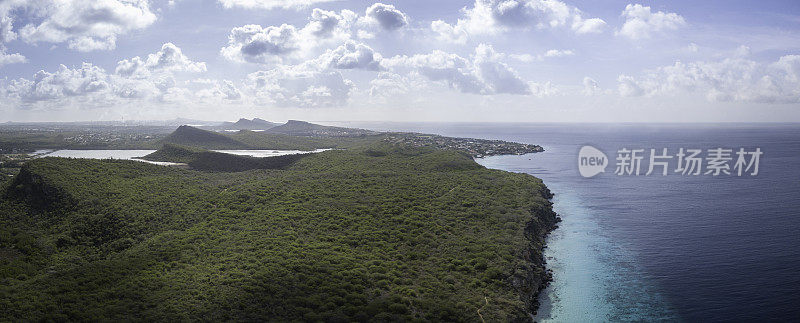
[0,143,558,321]
[140,143,203,163]
[267,120,378,137]
[160,125,248,149]
[218,118,280,130]
[142,143,310,172]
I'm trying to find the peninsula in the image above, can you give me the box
[0,120,557,321]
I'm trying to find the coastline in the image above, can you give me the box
[512,175,561,319]
[474,154,559,319]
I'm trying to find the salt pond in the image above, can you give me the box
[34,149,328,166]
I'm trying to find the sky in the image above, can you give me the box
[0,0,799,123]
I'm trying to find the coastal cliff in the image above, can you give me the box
[512,183,560,320]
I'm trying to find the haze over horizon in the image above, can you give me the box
[1,0,799,123]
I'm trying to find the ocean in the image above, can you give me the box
[331,122,800,322]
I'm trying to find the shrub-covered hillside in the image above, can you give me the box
[141,144,310,172]
[0,144,558,321]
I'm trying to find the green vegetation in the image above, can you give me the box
[140,143,204,164]
[143,144,311,172]
[227,130,344,150]
[0,140,558,321]
[160,125,250,149]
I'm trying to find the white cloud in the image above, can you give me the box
[617,4,686,40]
[543,49,574,58]
[221,9,354,64]
[385,44,532,95]
[318,41,383,70]
[508,49,574,62]
[221,24,303,64]
[431,20,468,44]
[116,42,207,77]
[528,81,557,97]
[617,55,800,103]
[217,0,338,10]
[0,50,26,67]
[616,74,644,97]
[432,0,606,44]
[369,72,411,98]
[1,43,215,109]
[360,3,408,31]
[196,79,242,100]
[14,0,157,51]
[306,8,356,38]
[6,63,112,102]
[508,53,536,62]
[385,50,484,94]
[246,64,354,108]
[572,17,606,34]
[0,15,16,43]
[734,45,751,57]
[473,44,531,94]
[582,76,601,95]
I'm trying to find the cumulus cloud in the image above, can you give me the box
[572,17,606,34]
[246,64,353,108]
[0,50,26,67]
[617,4,686,40]
[116,43,207,77]
[431,20,468,44]
[11,0,157,51]
[306,8,357,38]
[361,3,408,31]
[221,24,302,64]
[432,0,606,43]
[385,44,532,95]
[1,43,215,109]
[5,63,112,102]
[217,0,337,10]
[582,76,601,95]
[473,44,531,94]
[195,79,243,100]
[385,50,482,94]
[617,55,800,103]
[229,39,382,107]
[0,15,16,43]
[318,41,383,70]
[221,9,355,64]
[369,72,412,98]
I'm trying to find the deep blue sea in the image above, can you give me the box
[331,122,800,322]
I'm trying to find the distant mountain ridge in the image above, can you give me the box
[219,118,280,130]
[158,124,363,150]
[266,120,378,137]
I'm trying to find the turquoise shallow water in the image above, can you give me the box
[479,152,676,321]
[331,122,800,322]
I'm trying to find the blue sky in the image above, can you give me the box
[0,0,799,122]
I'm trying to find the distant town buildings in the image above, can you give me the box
[385,134,543,158]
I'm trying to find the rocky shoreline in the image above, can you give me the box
[511,183,561,321]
